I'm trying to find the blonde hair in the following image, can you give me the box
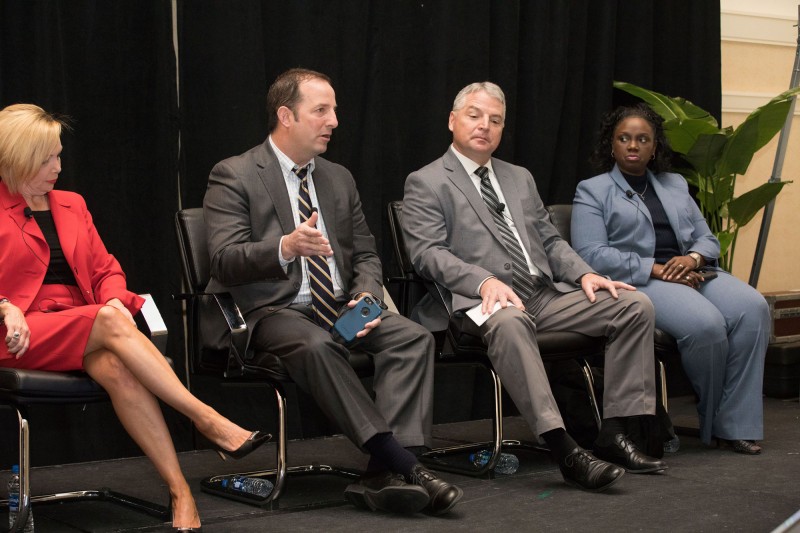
[0,104,65,194]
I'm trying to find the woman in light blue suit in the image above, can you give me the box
[571,103,769,454]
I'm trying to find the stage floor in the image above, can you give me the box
[3,395,799,532]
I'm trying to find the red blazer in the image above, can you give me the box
[0,180,143,320]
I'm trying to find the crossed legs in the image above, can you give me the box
[82,305,256,529]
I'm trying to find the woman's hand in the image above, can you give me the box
[651,263,701,289]
[2,301,31,358]
[105,298,136,325]
[660,255,698,281]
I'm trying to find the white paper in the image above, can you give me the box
[465,301,508,326]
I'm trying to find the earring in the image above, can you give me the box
[651,153,656,160]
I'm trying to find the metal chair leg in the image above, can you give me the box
[579,359,603,430]
[420,366,547,478]
[1,407,168,531]
[200,383,362,507]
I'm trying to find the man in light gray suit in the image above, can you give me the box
[402,82,666,492]
[203,68,462,515]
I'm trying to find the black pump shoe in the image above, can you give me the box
[214,431,272,461]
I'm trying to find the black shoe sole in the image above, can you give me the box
[624,464,668,474]
[562,469,625,493]
[344,483,430,514]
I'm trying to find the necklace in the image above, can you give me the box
[634,182,648,200]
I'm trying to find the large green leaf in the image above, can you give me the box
[662,118,721,156]
[728,181,792,227]
[681,131,728,175]
[717,231,735,269]
[718,86,800,176]
[614,82,718,126]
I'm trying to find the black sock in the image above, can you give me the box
[541,428,579,462]
[363,432,419,478]
[596,417,627,446]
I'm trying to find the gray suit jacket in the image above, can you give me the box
[203,139,383,332]
[402,148,593,331]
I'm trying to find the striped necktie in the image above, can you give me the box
[476,166,537,301]
[295,166,339,330]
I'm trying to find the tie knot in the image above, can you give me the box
[294,166,309,180]
[475,166,489,181]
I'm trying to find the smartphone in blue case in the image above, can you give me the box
[332,296,383,343]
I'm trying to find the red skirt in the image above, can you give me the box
[0,284,104,372]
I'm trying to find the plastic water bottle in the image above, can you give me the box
[7,464,34,532]
[220,475,273,497]
[663,435,681,453]
[469,450,520,475]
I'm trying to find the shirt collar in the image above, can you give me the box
[269,136,316,177]
[450,145,494,179]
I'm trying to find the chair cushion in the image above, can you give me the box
[654,328,678,351]
[243,349,375,382]
[0,367,107,402]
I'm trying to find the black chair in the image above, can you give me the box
[386,200,604,478]
[174,207,366,507]
[545,204,675,411]
[0,295,170,532]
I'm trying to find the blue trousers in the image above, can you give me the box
[640,271,768,444]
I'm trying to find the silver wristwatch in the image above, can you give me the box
[688,252,702,269]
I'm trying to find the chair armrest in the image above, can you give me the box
[139,293,168,355]
[204,291,249,378]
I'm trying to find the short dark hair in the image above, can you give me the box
[589,102,672,174]
[266,68,332,132]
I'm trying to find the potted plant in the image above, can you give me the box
[613,81,800,271]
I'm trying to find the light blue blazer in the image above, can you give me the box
[571,165,720,285]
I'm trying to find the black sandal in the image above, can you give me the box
[716,438,762,455]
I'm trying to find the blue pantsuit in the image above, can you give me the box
[572,165,768,444]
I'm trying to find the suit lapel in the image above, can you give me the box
[49,192,78,267]
[648,170,683,249]
[442,150,504,246]
[255,142,296,236]
[311,166,340,257]
[492,160,533,253]
[610,165,652,225]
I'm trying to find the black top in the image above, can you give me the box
[623,173,681,263]
[31,210,80,286]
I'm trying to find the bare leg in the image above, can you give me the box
[82,306,259,528]
[83,348,200,529]
[83,306,252,451]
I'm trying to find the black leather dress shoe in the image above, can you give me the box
[558,447,625,492]
[408,464,463,515]
[344,470,429,514]
[594,434,668,473]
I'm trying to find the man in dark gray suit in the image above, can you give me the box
[203,68,462,515]
[402,82,666,492]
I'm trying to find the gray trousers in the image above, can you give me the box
[249,305,435,449]
[466,286,657,436]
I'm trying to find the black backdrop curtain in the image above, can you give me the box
[178,0,721,276]
[1,0,720,466]
[0,1,183,465]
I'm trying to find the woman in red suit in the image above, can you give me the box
[0,104,269,532]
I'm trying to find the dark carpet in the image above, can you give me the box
[3,395,799,532]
